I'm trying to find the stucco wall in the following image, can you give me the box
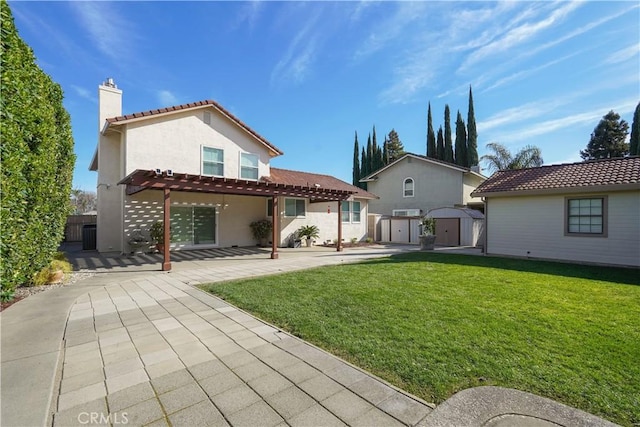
[96,132,124,252]
[367,157,466,216]
[123,190,268,252]
[486,191,640,267]
[124,108,271,179]
[463,173,485,205]
[277,198,368,246]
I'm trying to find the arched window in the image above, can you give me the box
[403,178,414,197]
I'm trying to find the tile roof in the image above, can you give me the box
[268,168,378,199]
[472,157,640,196]
[105,99,283,155]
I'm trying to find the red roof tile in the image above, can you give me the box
[105,99,283,156]
[473,157,640,196]
[268,168,378,199]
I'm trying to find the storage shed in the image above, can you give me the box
[426,207,484,247]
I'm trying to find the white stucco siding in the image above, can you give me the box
[96,132,124,252]
[277,198,368,246]
[123,190,268,252]
[486,191,640,267]
[124,108,271,179]
[463,173,485,205]
[367,158,464,215]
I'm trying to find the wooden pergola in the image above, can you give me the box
[118,169,355,271]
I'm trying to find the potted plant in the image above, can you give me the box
[250,219,273,247]
[128,229,150,254]
[297,225,320,247]
[419,217,437,250]
[150,221,165,253]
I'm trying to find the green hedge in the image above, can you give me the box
[0,0,76,296]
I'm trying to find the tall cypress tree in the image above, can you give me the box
[444,105,454,163]
[467,86,479,167]
[360,146,368,190]
[630,102,640,156]
[436,127,445,160]
[366,133,373,175]
[352,131,360,186]
[426,102,436,158]
[383,136,389,165]
[455,111,467,167]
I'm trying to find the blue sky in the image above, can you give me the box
[9,1,640,190]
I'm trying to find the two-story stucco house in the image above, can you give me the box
[472,157,640,267]
[90,79,376,267]
[360,153,486,246]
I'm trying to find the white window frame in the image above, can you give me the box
[284,198,306,218]
[403,177,415,198]
[202,146,224,177]
[240,153,259,181]
[342,201,361,223]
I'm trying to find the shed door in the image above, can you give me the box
[435,218,460,246]
[391,219,410,243]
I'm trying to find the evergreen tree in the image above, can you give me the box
[467,86,478,167]
[444,105,454,163]
[352,132,360,186]
[436,127,445,160]
[630,102,640,156]
[383,137,389,165]
[454,111,467,167]
[366,133,373,175]
[386,129,405,162]
[580,110,629,160]
[426,102,436,158]
[359,146,368,190]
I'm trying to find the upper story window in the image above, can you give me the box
[284,198,306,217]
[403,178,414,197]
[202,146,223,176]
[240,153,259,180]
[566,197,607,237]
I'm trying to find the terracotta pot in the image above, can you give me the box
[156,243,165,254]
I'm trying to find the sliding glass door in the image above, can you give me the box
[170,206,216,245]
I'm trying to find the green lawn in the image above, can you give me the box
[201,252,640,426]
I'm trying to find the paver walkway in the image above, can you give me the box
[53,271,433,426]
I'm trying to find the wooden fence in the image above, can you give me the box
[65,215,97,242]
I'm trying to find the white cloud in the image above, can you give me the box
[488,98,638,143]
[233,1,263,31]
[71,85,96,103]
[459,1,583,73]
[157,90,178,106]
[604,43,640,65]
[69,2,139,61]
[270,9,322,86]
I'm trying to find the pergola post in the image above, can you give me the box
[337,200,343,252]
[162,188,171,271]
[271,195,279,259]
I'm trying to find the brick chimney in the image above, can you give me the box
[98,77,122,131]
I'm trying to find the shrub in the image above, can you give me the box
[0,1,75,298]
[366,237,374,244]
[298,225,320,240]
[30,258,73,287]
[350,237,358,244]
[250,219,273,241]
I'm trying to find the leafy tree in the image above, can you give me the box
[352,132,360,186]
[386,129,405,162]
[455,111,467,167]
[426,102,436,158]
[467,86,479,167]
[580,110,629,160]
[1,0,76,296]
[70,189,97,214]
[436,127,444,160]
[481,142,543,174]
[444,105,454,163]
[630,102,640,156]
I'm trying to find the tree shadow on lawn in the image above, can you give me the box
[366,251,640,287]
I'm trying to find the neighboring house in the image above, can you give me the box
[472,157,640,268]
[90,79,376,260]
[360,153,486,245]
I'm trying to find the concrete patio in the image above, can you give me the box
[1,244,616,427]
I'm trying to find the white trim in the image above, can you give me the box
[239,152,259,181]
[201,145,224,177]
[360,153,470,182]
[403,177,415,198]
